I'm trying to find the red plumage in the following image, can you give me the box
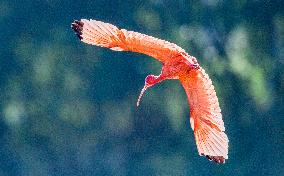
[72,19,229,163]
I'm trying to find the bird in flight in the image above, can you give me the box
[71,19,229,164]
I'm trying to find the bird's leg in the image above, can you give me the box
[137,74,166,106]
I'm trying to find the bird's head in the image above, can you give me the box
[145,75,158,87]
[137,75,157,107]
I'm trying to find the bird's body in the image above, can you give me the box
[72,19,229,164]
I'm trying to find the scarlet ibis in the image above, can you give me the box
[71,19,229,164]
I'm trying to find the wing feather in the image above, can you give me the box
[180,67,229,163]
[71,19,186,63]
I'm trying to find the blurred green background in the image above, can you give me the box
[0,0,283,175]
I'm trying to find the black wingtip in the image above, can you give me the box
[71,20,84,40]
[201,153,225,164]
[205,155,225,164]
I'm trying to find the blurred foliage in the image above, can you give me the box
[0,0,283,175]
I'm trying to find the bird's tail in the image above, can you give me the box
[71,19,127,51]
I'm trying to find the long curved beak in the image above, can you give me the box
[136,85,149,107]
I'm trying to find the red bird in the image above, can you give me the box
[71,19,229,163]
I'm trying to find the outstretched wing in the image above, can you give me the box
[180,67,229,163]
[71,19,186,63]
